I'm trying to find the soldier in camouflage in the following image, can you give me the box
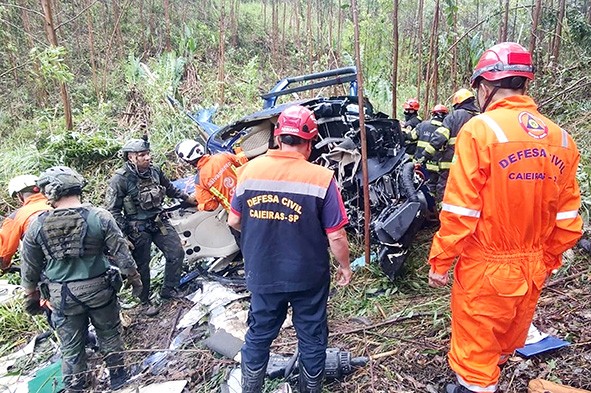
[105,137,196,316]
[21,166,143,392]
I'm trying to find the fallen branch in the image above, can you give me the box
[167,308,184,347]
[271,311,434,348]
[546,272,585,288]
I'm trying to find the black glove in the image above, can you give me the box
[24,290,44,316]
[125,271,143,298]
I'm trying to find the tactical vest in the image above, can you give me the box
[116,167,166,215]
[36,208,104,261]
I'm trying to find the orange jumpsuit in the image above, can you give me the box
[0,193,50,270]
[195,152,247,211]
[429,95,582,392]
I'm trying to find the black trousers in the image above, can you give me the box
[242,281,330,376]
[130,220,184,302]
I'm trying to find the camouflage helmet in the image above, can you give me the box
[121,138,150,160]
[37,166,86,202]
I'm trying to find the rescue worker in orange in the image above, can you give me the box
[0,175,51,272]
[175,139,247,212]
[428,42,583,393]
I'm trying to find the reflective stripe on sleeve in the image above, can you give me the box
[417,141,430,148]
[424,145,436,155]
[480,114,509,143]
[439,161,452,169]
[556,210,578,220]
[561,128,569,148]
[457,375,497,393]
[448,137,457,145]
[436,127,450,140]
[441,203,481,218]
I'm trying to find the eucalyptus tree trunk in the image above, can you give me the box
[551,0,566,64]
[529,0,542,60]
[416,0,424,99]
[40,0,73,130]
[217,0,226,104]
[306,0,313,73]
[424,0,440,114]
[21,0,48,105]
[164,0,171,51]
[499,0,509,42]
[271,0,277,62]
[391,0,399,117]
[449,0,458,92]
[86,0,99,98]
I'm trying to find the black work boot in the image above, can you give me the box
[241,362,266,393]
[110,366,129,390]
[298,366,323,393]
[64,374,87,393]
[446,383,478,393]
[160,287,185,300]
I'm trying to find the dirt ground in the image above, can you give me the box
[110,239,591,393]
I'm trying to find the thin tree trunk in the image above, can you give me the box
[86,0,100,98]
[231,0,239,47]
[307,0,312,74]
[40,0,73,130]
[164,0,171,51]
[271,0,277,63]
[149,0,155,51]
[424,0,439,114]
[263,0,267,30]
[451,0,458,92]
[391,0,399,117]
[281,0,286,73]
[416,0,424,99]
[551,0,566,64]
[112,0,123,57]
[140,0,147,53]
[21,0,48,105]
[217,0,226,104]
[500,0,509,41]
[529,0,542,60]
[587,0,591,24]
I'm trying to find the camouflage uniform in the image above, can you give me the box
[105,162,189,301]
[21,205,138,390]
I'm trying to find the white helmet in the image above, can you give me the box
[8,175,40,198]
[175,139,205,165]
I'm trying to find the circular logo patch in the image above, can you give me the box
[518,112,548,139]
[223,177,235,189]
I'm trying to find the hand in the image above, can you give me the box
[125,271,143,298]
[336,266,352,286]
[24,290,44,315]
[124,237,135,251]
[428,268,449,288]
[184,195,197,206]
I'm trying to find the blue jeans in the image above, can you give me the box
[242,282,329,375]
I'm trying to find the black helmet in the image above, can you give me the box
[121,138,150,160]
[37,166,86,203]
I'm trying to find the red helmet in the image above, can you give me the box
[403,98,420,111]
[432,104,449,115]
[274,105,318,140]
[470,42,534,88]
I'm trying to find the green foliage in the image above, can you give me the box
[29,46,74,85]
[0,297,49,357]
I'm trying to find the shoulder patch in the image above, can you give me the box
[518,112,548,140]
